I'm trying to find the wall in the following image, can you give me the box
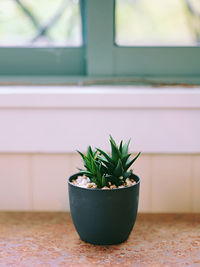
[0,153,199,212]
[0,86,199,212]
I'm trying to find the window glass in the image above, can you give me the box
[0,0,82,47]
[115,0,200,46]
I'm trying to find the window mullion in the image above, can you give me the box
[85,0,114,76]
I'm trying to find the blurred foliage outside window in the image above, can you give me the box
[0,0,200,47]
[116,0,200,46]
[0,0,82,47]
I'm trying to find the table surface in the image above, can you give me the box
[0,212,200,267]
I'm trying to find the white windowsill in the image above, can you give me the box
[0,86,200,109]
[0,85,200,153]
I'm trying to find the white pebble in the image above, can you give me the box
[76,177,83,184]
[125,178,136,186]
[81,179,88,185]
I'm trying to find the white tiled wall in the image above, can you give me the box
[0,154,31,210]
[151,155,192,212]
[133,155,152,212]
[31,155,71,211]
[0,154,199,212]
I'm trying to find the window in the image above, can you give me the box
[0,0,200,79]
[115,0,200,46]
[0,0,82,47]
[0,0,84,76]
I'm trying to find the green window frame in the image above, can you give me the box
[1,0,200,78]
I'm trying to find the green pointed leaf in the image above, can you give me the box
[114,159,124,177]
[87,146,93,157]
[110,138,121,162]
[121,153,131,166]
[101,175,106,187]
[123,169,133,179]
[109,135,117,146]
[77,150,93,171]
[99,163,107,174]
[77,150,86,160]
[90,158,96,173]
[124,152,141,171]
[83,157,92,171]
[96,148,114,163]
[122,138,131,156]
[95,169,103,188]
[119,140,123,153]
[97,156,115,170]
[93,150,98,158]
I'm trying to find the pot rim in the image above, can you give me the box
[68,172,140,191]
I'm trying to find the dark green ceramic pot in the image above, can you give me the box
[68,173,140,245]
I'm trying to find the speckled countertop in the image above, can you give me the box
[0,213,200,267]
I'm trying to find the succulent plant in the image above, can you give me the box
[77,146,106,188]
[77,136,141,188]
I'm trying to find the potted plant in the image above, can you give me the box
[68,136,141,245]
